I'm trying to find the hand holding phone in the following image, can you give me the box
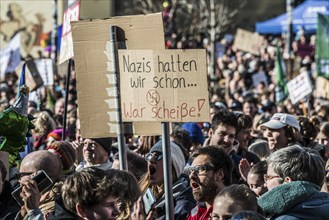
[142,188,156,216]
[20,177,41,211]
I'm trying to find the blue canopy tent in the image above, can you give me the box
[256,0,329,34]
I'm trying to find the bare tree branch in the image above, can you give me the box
[123,0,248,39]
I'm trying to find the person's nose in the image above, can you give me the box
[318,139,325,145]
[112,203,120,217]
[223,135,230,143]
[264,180,268,188]
[265,129,272,137]
[189,169,198,180]
[148,155,158,163]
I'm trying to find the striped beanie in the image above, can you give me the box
[46,141,77,172]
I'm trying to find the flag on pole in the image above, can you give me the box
[275,44,288,103]
[316,14,329,79]
[0,63,35,165]
[0,34,21,79]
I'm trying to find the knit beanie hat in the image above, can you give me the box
[46,141,77,172]
[91,137,113,155]
[150,140,186,178]
[46,128,68,141]
[182,122,205,145]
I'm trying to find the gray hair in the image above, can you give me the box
[267,145,325,187]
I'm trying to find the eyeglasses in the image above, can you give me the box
[145,152,163,161]
[264,174,281,182]
[188,164,214,175]
[15,172,34,179]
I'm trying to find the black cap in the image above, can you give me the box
[92,138,112,155]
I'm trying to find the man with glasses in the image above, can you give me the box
[187,146,234,220]
[258,145,329,219]
[15,150,62,219]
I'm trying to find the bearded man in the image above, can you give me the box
[187,146,234,220]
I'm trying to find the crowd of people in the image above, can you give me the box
[0,12,329,220]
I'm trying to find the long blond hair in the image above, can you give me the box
[139,165,177,200]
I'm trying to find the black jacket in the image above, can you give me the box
[0,181,20,220]
[154,174,196,220]
[47,195,77,220]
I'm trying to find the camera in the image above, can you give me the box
[11,170,53,206]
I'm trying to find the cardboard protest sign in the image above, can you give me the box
[233,28,264,56]
[287,71,313,104]
[35,59,54,86]
[59,0,80,64]
[0,151,9,181]
[119,49,209,122]
[71,13,165,138]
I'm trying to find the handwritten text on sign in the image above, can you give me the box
[119,49,209,122]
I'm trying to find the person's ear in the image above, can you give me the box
[208,128,213,138]
[283,176,292,183]
[214,169,224,183]
[76,204,88,220]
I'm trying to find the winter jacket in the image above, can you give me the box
[21,209,44,220]
[154,174,196,220]
[0,181,20,220]
[258,181,329,220]
[75,159,112,172]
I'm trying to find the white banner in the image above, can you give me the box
[287,71,313,104]
[35,59,54,86]
[0,34,20,79]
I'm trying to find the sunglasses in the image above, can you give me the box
[145,152,163,161]
[188,164,214,175]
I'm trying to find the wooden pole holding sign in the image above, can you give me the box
[162,122,174,220]
[62,59,72,140]
[109,26,127,171]
[300,99,307,117]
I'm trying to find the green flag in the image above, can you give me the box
[275,45,288,103]
[316,14,329,79]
